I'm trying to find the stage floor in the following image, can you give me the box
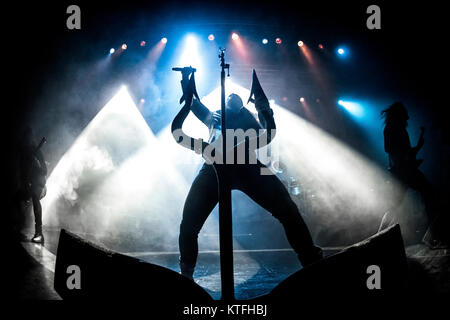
[20,227,450,299]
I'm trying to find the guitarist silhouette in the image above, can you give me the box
[378,102,437,244]
[16,126,47,244]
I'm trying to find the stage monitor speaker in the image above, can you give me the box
[54,229,213,302]
[268,224,408,300]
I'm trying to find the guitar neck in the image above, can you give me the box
[35,137,46,154]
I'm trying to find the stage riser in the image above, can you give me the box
[268,224,408,298]
[54,229,212,301]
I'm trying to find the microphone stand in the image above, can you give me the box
[216,48,234,301]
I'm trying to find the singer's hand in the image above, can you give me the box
[181,70,190,81]
[212,112,221,128]
[181,67,195,80]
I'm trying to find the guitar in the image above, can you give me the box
[411,126,425,168]
[389,126,425,173]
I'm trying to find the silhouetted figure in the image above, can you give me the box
[16,126,47,243]
[378,102,441,247]
[178,71,322,279]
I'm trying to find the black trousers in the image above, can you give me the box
[15,184,43,234]
[179,162,320,268]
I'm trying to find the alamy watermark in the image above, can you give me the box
[366,5,381,30]
[66,5,81,30]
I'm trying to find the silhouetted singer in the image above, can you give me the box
[177,69,323,279]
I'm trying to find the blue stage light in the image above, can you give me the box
[109,48,115,54]
[338,100,365,118]
[336,46,350,58]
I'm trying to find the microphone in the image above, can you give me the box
[172,66,196,72]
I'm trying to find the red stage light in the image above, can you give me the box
[121,43,127,50]
[275,38,282,45]
[299,97,305,102]
[297,41,304,47]
[140,41,146,47]
[232,33,239,41]
[318,44,324,50]
[161,37,168,44]
[208,34,215,41]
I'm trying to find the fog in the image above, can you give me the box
[41,81,427,255]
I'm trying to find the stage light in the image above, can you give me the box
[178,35,203,79]
[316,98,320,103]
[300,97,305,102]
[208,34,215,41]
[140,98,145,104]
[140,41,146,47]
[336,46,350,59]
[282,97,287,102]
[297,41,304,47]
[338,99,364,118]
[161,37,167,44]
[318,44,324,50]
[232,33,239,41]
[109,48,115,54]
[122,44,127,50]
[262,38,268,44]
[42,86,191,248]
[275,38,282,45]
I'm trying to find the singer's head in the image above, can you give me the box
[226,94,243,114]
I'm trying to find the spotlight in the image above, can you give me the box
[318,44,324,50]
[338,99,364,118]
[337,48,345,55]
[299,97,305,103]
[297,41,304,47]
[161,37,168,44]
[275,38,282,45]
[232,33,239,41]
[140,98,145,104]
[208,34,215,41]
[109,48,115,54]
[178,35,202,76]
[121,44,127,50]
[262,38,268,44]
[140,41,146,47]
